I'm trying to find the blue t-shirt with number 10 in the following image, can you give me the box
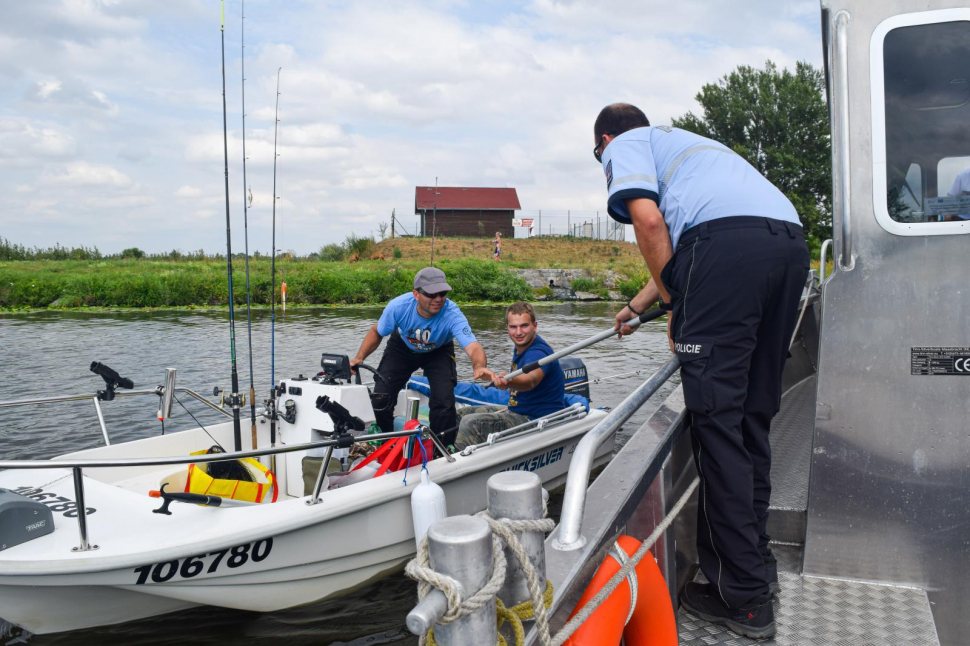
[508,335,567,419]
[377,293,477,353]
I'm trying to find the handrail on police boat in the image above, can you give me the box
[833,10,855,271]
[819,238,834,284]
[553,355,681,551]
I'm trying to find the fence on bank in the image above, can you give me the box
[389,209,627,241]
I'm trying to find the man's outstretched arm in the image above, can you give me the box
[464,341,495,381]
[351,324,383,372]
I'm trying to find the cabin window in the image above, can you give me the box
[871,12,970,234]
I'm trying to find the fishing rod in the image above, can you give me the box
[219,0,243,452]
[269,67,282,458]
[240,0,258,450]
[503,307,665,380]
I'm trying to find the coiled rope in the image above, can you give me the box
[405,476,699,646]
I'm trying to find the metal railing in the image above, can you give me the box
[0,387,592,553]
[552,356,681,551]
[0,387,233,447]
[458,403,588,456]
[0,427,427,552]
[833,10,855,271]
[819,238,834,284]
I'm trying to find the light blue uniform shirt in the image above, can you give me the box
[602,126,801,248]
[377,293,477,353]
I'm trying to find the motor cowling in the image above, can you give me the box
[560,357,590,402]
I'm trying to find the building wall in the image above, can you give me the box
[420,210,515,237]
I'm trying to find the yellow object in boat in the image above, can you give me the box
[185,452,278,503]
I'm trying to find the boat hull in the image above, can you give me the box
[0,412,611,635]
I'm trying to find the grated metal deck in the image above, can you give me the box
[766,376,816,544]
[677,544,939,645]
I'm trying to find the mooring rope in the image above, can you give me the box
[405,477,700,646]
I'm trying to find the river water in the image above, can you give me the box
[0,303,675,645]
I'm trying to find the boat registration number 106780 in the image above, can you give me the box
[133,538,274,584]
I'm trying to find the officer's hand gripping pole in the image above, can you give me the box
[503,307,665,381]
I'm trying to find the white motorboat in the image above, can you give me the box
[0,355,612,636]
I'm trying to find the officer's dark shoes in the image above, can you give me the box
[765,550,780,596]
[681,582,776,640]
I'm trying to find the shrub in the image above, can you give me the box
[120,247,146,259]
[569,277,599,292]
[393,247,402,259]
[437,259,531,302]
[618,269,648,299]
[319,243,345,262]
[344,233,375,258]
[535,285,553,298]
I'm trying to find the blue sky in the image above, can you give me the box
[0,0,823,255]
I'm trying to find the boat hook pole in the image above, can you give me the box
[240,0,258,450]
[219,1,243,452]
[503,307,664,380]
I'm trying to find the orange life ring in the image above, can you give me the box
[563,534,678,646]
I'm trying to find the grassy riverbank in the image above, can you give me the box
[0,238,649,310]
[0,258,537,310]
[0,235,833,310]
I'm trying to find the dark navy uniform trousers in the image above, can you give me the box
[661,216,810,608]
[373,332,459,445]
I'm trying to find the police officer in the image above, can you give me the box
[454,301,567,449]
[595,103,808,639]
[351,267,495,447]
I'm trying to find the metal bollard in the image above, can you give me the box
[406,515,496,645]
[487,471,546,607]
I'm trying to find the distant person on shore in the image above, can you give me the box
[454,302,567,449]
[350,267,495,447]
[493,231,502,261]
[593,103,808,639]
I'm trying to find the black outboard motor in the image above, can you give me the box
[560,357,590,402]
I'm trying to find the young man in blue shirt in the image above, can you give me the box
[454,302,567,450]
[594,103,809,639]
[351,267,494,446]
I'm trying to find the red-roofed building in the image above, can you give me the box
[414,186,521,237]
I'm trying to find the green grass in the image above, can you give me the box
[568,277,599,292]
[0,258,532,310]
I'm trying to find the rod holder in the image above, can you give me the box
[488,471,546,608]
[157,368,177,421]
[406,516,496,644]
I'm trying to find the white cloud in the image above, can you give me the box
[47,161,131,187]
[0,0,824,253]
[0,118,77,161]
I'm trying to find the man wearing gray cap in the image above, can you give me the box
[351,267,495,445]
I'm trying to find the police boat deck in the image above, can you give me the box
[529,268,944,645]
[0,357,611,636]
[676,375,939,645]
